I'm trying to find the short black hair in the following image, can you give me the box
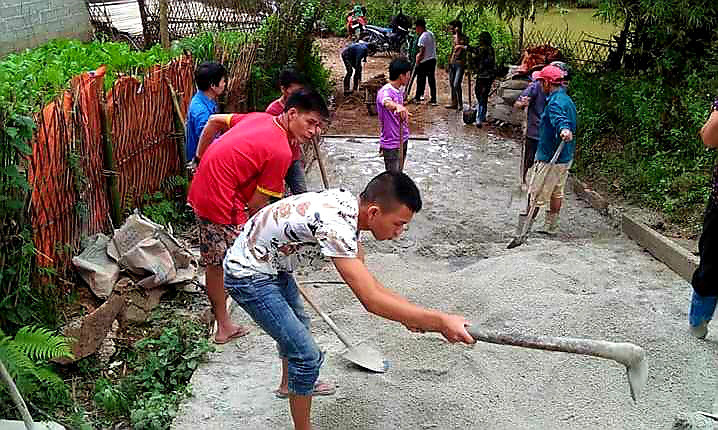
[359,171,422,213]
[284,87,330,119]
[415,18,426,28]
[449,19,462,30]
[389,57,412,80]
[195,62,227,91]
[278,68,305,89]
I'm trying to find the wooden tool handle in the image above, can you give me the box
[297,285,354,348]
[466,325,644,367]
[311,136,329,189]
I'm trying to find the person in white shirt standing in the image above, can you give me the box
[412,18,438,106]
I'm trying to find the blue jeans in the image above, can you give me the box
[448,64,464,107]
[226,272,323,396]
[690,290,717,328]
[285,159,307,195]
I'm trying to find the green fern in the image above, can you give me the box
[12,326,72,362]
[0,326,72,402]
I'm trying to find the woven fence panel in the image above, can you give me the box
[71,69,112,237]
[28,70,110,269]
[29,95,76,268]
[107,57,192,211]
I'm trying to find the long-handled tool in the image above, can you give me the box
[311,135,329,189]
[507,107,529,208]
[398,117,406,172]
[297,285,389,373]
[462,70,476,125]
[403,60,418,101]
[466,325,648,401]
[507,140,566,249]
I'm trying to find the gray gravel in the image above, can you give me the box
[173,113,718,430]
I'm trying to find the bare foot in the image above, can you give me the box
[214,325,251,344]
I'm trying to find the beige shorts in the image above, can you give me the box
[197,217,243,267]
[529,161,571,207]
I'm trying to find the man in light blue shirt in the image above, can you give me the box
[186,62,227,164]
[527,64,576,235]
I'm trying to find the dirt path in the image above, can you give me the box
[173,38,718,429]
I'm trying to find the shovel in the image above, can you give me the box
[507,106,528,208]
[462,70,477,125]
[466,325,648,401]
[507,140,566,249]
[297,285,389,373]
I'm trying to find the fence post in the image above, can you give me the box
[136,0,152,48]
[160,0,170,49]
[100,101,122,225]
[518,17,525,56]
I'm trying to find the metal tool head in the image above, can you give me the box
[626,353,648,401]
[342,342,389,373]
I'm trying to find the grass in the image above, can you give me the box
[515,7,619,41]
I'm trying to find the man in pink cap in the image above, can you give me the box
[524,64,576,235]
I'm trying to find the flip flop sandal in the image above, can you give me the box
[274,381,336,399]
[213,326,251,345]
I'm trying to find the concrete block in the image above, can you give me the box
[621,213,699,282]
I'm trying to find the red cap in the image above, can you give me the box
[534,65,565,84]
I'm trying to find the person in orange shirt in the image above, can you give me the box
[189,88,329,344]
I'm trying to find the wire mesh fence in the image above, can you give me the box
[518,27,616,71]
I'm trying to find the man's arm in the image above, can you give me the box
[701,110,718,149]
[415,45,426,64]
[382,98,410,121]
[246,189,272,218]
[548,102,574,142]
[332,257,474,343]
[195,114,233,160]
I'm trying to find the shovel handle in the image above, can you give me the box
[465,325,645,368]
[311,136,330,189]
[297,285,354,348]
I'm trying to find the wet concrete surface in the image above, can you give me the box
[173,105,718,429]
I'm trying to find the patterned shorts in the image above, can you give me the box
[529,161,571,207]
[197,217,242,267]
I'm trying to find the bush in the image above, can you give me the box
[571,69,718,229]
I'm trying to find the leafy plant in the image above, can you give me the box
[91,319,213,429]
[0,326,73,414]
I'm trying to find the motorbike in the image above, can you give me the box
[360,24,410,55]
[360,12,412,55]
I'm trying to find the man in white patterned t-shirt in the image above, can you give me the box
[223,171,474,430]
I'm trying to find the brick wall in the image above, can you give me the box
[0,0,90,56]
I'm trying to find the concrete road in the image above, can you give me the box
[173,113,717,430]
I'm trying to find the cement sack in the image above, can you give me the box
[107,211,197,289]
[72,233,119,299]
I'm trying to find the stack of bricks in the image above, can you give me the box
[0,0,90,56]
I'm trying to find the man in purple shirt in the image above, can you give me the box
[514,71,546,185]
[376,57,412,172]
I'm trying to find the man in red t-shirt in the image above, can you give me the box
[266,69,308,195]
[190,88,329,344]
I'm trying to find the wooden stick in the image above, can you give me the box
[398,117,406,172]
[0,359,35,430]
[311,136,330,189]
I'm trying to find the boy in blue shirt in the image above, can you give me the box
[186,62,227,164]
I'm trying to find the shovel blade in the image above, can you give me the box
[342,342,389,373]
